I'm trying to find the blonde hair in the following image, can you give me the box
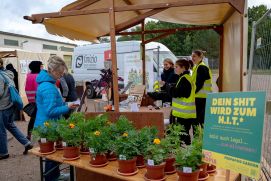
[47,56,68,73]
[163,58,174,67]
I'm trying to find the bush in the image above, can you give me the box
[32,120,60,142]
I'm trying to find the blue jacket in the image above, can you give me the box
[34,70,69,127]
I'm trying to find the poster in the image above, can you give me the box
[202,91,266,179]
[123,50,154,92]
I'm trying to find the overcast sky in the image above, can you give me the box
[0,0,270,45]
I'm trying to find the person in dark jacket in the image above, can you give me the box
[160,58,179,90]
[6,64,19,91]
[60,73,78,102]
[170,59,196,145]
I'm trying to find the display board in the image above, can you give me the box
[202,91,266,179]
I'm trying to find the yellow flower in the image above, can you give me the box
[122,132,128,137]
[44,122,50,127]
[94,131,101,136]
[153,138,161,145]
[69,123,75,129]
[106,121,112,125]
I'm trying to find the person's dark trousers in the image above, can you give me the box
[195,98,207,127]
[27,116,35,138]
[176,117,195,145]
[45,160,60,181]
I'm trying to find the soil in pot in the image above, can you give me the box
[199,163,208,178]
[39,141,55,153]
[63,146,80,159]
[177,169,200,181]
[89,154,108,167]
[136,155,145,168]
[165,157,176,174]
[118,157,137,174]
[145,162,166,180]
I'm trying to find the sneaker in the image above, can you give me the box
[23,144,33,155]
[0,154,9,160]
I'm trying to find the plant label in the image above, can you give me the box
[183,167,192,173]
[62,142,67,147]
[119,155,126,160]
[40,138,46,143]
[147,159,154,166]
[89,148,94,154]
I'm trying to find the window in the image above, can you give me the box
[63,55,72,71]
[60,46,74,52]
[4,39,19,46]
[43,44,57,50]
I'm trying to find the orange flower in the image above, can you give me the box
[44,122,50,127]
[153,138,161,145]
[122,132,128,137]
[94,131,101,136]
[69,123,75,129]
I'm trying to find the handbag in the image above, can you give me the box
[0,71,23,110]
[23,102,37,117]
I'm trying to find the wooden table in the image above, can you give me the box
[30,147,239,181]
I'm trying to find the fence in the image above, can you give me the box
[248,8,271,181]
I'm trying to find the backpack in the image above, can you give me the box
[0,71,23,110]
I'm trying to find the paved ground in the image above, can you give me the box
[0,121,40,181]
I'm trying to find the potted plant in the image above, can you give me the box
[32,120,59,154]
[86,127,110,167]
[135,127,158,168]
[107,115,135,161]
[114,130,139,176]
[161,124,187,174]
[191,125,209,181]
[175,145,201,181]
[145,138,167,180]
[57,120,81,160]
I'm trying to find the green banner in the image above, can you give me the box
[202,91,266,179]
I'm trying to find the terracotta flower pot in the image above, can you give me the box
[55,140,63,150]
[118,157,137,174]
[165,157,176,174]
[136,155,145,168]
[198,163,208,178]
[106,151,117,161]
[145,162,166,180]
[63,146,80,159]
[90,154,108,167]
[177,169,200,181]
[207,164,216,174]
[39,141,54,153]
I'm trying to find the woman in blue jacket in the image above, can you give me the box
[35,56,77,181]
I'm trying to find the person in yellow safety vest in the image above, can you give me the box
[170,59,196,145]
[191,50,212,127]
[153,80,160,92]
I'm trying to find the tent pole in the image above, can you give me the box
[141,20,146,85]
[109,0,119,112]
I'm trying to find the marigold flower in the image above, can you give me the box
[122,132,128,137]
[44,122,50,127]
[94,131,101,136]
[106,121,112,125]
[69,123,75,129]
[153,138,161,145]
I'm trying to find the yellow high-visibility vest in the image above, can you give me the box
[153,80,160,92]
[192,61,212,98]
[172,74,196,119]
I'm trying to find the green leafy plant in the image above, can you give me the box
[57,119,82,147]
[191,125,204,164]
[114,130,140,160]
[175,145,202,172]
[86,127,111,157]
[145,138,166,165]
[161,124,187,157]
[32,120,59,142]
[136,127,158,156]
